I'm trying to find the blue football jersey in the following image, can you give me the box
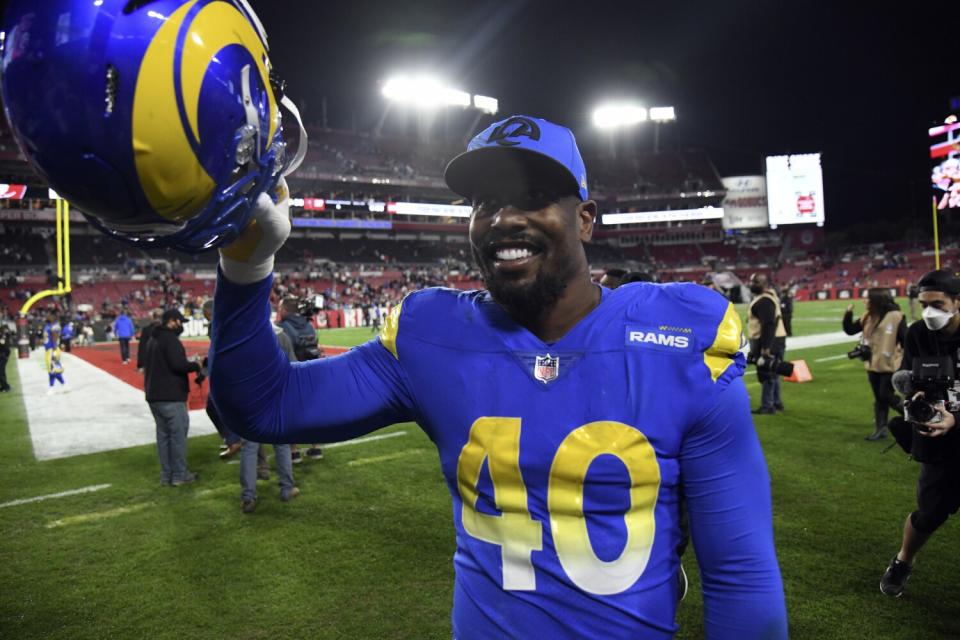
[43,321,60,350]
[209,274,787,640]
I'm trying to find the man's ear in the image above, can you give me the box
[577,200,597,242]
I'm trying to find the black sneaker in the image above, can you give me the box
[752,407,776,415]
[880,556,912,597]
[306,447,324,460]
[241,499,257,514]
[291,449,303,465]
[774,403,785,412]
[865,428,889,441]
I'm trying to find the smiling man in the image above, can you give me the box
[208,115,787,639]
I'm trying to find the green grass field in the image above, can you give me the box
[2,297,957,639]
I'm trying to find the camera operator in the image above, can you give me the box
[748,273,787,414]
[842,288,906,441]
[277,296,324,462]
[879,270,960,597]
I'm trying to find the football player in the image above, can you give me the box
[208,116,788,638]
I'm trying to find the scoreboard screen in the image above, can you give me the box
[765,153,825,226]
[930,117,960,211]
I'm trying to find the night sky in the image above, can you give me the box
[255,0,955,231]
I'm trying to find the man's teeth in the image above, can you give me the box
[495,247,533,261]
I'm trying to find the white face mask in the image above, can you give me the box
[922,305,957,331]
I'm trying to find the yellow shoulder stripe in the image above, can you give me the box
[703,302,743,382]
[379,298,404,360]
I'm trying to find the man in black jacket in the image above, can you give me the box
[136,308,162,372]
[144,309,201,486]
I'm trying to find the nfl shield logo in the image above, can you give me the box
[534,354,559,384]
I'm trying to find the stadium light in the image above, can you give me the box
[382,75,476,110]
[592,103,647,129]
[473,95,499,115]
[650,106,676,123]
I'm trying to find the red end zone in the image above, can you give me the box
[70,341,349,411]
[71,340,211,410]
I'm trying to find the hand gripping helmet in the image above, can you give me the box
[0,0,306,252]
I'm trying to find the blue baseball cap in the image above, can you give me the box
[444,115,589,202]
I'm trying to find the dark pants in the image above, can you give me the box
[149,401,190,483]
[751,337,785,411]
[61,338,71,352]
[867,371,901,430]
[911,461,960,535]
[119,338,131,362]
[0,352,9,390]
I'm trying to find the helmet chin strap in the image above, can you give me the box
[240,64,306,177]
[240,64,261,154]
[279,94,307,176]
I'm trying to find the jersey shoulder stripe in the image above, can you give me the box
[377,287,485,360]
[615,282,745,383]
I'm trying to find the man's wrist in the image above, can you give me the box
[218,254,275,285]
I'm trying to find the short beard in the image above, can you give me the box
[485,270,569,322]
[472,241,577,322]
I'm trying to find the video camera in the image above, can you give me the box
[846,343,872,362]
[746,351,795,377]
[889,357,960,464]
[900,357,959,426]
[296,297,318,318]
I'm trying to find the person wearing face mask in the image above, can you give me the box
[143,308,202,487]
[747,273,787,415]
[879,270,960,597]
[842,288,907,440]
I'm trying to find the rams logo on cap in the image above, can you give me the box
[488,116,541,147]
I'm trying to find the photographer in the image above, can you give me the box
[748,273,787,414]
[842,288,906,440]
[880,270,960,597]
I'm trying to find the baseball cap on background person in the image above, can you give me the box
[161,309,187,325]
[918,269,960,294]
[444,115,589,202]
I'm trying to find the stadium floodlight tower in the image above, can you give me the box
[377,73,498,142]
[592,101,676,154]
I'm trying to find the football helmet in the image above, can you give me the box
[1,0,306,253]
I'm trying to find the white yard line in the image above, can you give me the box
[814,354,849,363]
[323,431,408,448]
[346,449,427,467]
[785,331,857,351]
[45,502,154,529]
[17,349,216,461]
[0,483,111,509]
[226,430,410,464]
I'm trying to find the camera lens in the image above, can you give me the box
[909,400,937,424]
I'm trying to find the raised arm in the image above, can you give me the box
[842,308,863,335]
[209,270,417,445]
[208,181,417,444]
[680,382,788,639]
